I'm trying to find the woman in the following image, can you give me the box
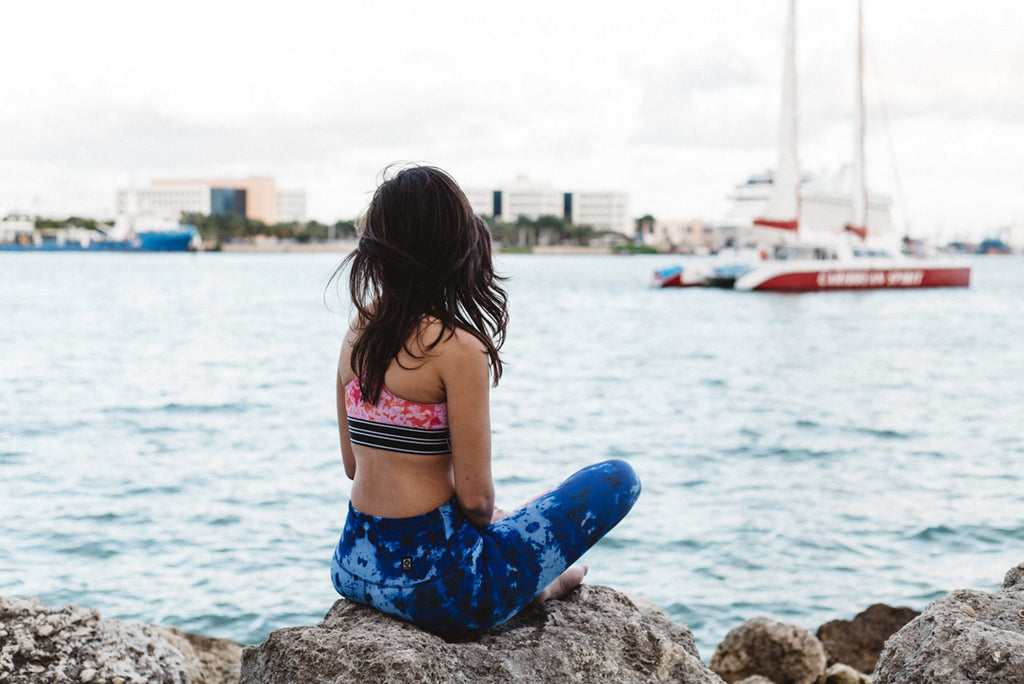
[330,165,640,636]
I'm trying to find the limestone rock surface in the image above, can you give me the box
[821,662,872,684]
[710,616,826,684]
[816,602,919,673]
[0,596,242,684]
[241,584,724,684]
[151,625,243,684]
[874,562,1024,683]
[732,676,774,684]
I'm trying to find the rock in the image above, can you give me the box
[710,616,826,684]
[241,584,724,683]
[153,625,243,684]
[625,592,668,615]
[0,596,242,684]
[874,562,1024,683]
[733,677,774,684]
[816,603,919,673]
[822,662,871,684]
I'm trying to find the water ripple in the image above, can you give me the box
[2,253,1022,660]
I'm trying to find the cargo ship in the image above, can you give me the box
[0,216,197,252]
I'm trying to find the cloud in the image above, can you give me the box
[800,0,1024,124]
[1,0,1022,233]
[631,54,776,148]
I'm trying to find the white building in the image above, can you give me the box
[275,189,307,223]
[465,188,496,218]
[1000,223,1024,249]
[465,178,631,235]
[115,184,210,219]
[569,191,631,234]
[116,177,307,224]
[500,178,565,222]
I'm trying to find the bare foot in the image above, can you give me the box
[532,565,588,604]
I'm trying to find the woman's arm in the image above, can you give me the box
[337,336,357,481]
[441,329,495,528]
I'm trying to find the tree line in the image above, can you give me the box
[33,216,106,231]
[482,215,623,247]
[14,213,358,246]
[179,212,358,247]
[188,212,624,248]
[15,211,627,249]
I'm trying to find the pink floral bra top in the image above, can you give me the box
[344,377,451,455]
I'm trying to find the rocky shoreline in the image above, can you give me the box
[3,562,1023,683]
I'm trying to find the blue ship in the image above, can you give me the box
[0,221,197,252]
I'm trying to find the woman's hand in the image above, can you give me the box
[491,507,509,524]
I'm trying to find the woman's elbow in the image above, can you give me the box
[342,450,356,480]
[457,492,494,528]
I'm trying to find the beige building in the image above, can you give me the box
[637,217,715,254]
[153,177,277,223]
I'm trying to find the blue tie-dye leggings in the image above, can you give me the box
[330,459,641,636]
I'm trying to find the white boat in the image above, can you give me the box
[719,168,894,246]
[730,0,970,292]
[652,264,712,288]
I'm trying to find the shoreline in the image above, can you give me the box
[215,241,613,255]
[7,559,1024,682]
[218,240,358,253]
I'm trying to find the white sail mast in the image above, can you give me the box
[754,0,800,232]
[847,0,868,238]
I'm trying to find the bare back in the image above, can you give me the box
[337,319,495,526]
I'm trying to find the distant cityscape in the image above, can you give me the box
[2,172,1022,254]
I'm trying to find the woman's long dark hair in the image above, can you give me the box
[336,165,508,405]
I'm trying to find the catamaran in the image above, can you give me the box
[655,0,970,291]
[733,0,970,292]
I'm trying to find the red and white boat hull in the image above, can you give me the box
[733,259,971,292]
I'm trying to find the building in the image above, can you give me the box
[275,189,308,224]
[115,177,307,224]
[636,217,715,254]
[497,178,565,224]
[568,191,631,234]
[1002,223,1024,250]
[464,188,497,219]
[466,177,631,235]
[115,183,210,219]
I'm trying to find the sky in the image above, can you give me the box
[1,0,1021,240]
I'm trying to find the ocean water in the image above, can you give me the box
[1,251,1022,658]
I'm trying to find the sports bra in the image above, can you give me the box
[344,377,451,455]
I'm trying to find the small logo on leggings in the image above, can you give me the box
[401,557,413,572]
